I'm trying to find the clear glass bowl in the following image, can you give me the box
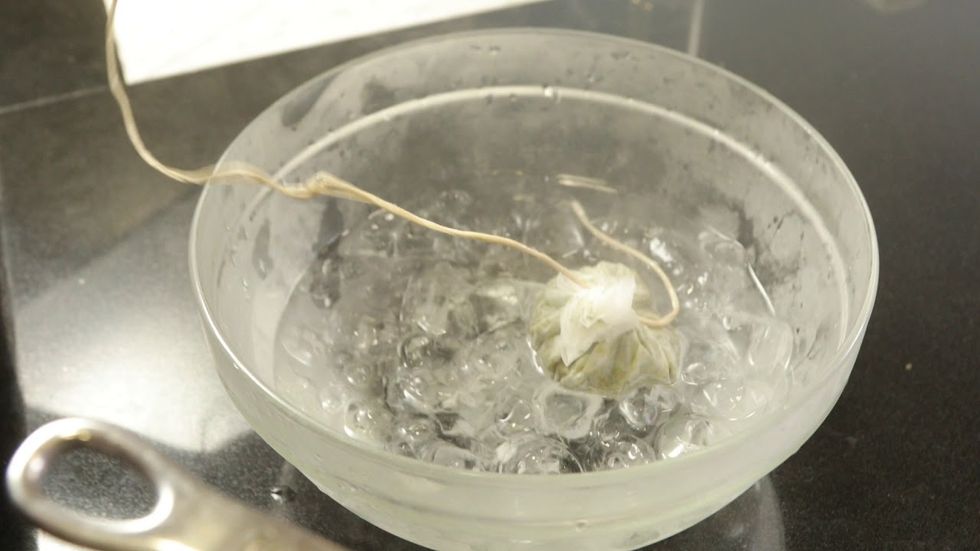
[190,30,878,550]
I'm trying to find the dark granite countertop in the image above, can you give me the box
[1,0,977,549]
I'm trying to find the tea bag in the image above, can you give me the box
[530,262,680,398]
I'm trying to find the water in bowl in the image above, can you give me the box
[272,173,794,474]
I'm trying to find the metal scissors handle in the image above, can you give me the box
[6,417,348,551]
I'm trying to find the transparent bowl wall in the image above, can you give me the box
[191,30,877,550]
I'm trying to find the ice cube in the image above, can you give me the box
[420,440,484,471]
[533,383,604,440]
[386,333,464,414]
[400,189,488,263]
[719,312,795,374]
[693,377,784,424]
[524,205,587,260]
[680,362,718,386]
[493,395,536,436]
[387,414,438,456]
[347,315,400,372]
[388,367,453,414]
[279,324,326,370]
[583,405,640,464]
[399,333,452,369]
[468,279,537,333]
[307,257,341,308]
[699,226,748,267]
[498,435,583,474]
[317,377,352,414]
[400,261,476,337]
[456,324,535,390]
[416,189,475,221]
[689,378,749,421]
[273,369,319,422]
[696,227,757,309]
[655,415,715,460]
[343,398,393,443]
[745,316,794,375]
[335,256,412,317]
[342,360,379,393]
[617,385,680,431]
[682,313,792,421]
[595,435,656,470]
[680,316,740,385]
[477,245,531,279]
[443,325,538,437]
[391,219,435,258]
[338,209,399,258]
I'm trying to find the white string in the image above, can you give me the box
[104,0,682,324]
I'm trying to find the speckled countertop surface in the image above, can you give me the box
[1,1,978,549]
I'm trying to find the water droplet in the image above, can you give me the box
[269,486,295,504]
[488,45,500,56]
[542,85,556,99]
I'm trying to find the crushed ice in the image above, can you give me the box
[273,186,795,473]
